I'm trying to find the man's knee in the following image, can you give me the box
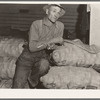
[39,59,50,76]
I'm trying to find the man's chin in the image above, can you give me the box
[48,18,56,23]
[51,20,56,23]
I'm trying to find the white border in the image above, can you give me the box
[1,89,100,98]
[0,1,100,98]
[0,1,99,4]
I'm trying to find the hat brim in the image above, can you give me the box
[43,4,65,17]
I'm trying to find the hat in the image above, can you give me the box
[43,4,65,17]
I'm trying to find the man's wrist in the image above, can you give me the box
[37,42,47,48]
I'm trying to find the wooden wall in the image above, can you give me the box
[60,4,80,33]
[0,4,80,32]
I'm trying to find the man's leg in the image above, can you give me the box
[39,59,50,76]
[28,59,50,88]
[12,62,32,88]
[12,49,34,88]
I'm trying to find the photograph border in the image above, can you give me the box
[0,0,99,99]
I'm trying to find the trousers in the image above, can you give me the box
[12,45,51,88]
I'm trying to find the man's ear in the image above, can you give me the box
[46,9,49,15]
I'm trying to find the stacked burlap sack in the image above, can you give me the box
[0,37,25,88]
[41,39,100,89]
[52,39,100,66]
[0,37,100,89]
[0,37,25,58]
[40,66,100,89]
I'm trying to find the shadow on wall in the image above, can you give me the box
[0,26,77,41]
[75,4,90,44]
[0,26,75,41]
[0,26,29,41]
[63,29,77,40]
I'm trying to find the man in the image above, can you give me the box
[12,4,65,88]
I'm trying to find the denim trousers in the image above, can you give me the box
[12,46,51,88]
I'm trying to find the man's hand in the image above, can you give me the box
[47,43,58,50]
[37,37,63,50]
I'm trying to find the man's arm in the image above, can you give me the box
[29,40,48,52]
[29,37,63,52]
[28,21,48,52]
[58,22,64,43]
[47,22,64,45]
[47,22,64,50]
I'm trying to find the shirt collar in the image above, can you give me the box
[43,17,58,28]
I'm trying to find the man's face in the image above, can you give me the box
[47,6,61,22]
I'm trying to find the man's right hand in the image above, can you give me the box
[47,43,58,50]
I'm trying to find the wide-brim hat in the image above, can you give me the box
[43,4,65,17]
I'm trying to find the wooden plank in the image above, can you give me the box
[0,15,78,21]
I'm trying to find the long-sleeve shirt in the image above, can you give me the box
[28,17,64,52]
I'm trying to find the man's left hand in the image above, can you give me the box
[47,43,58,50]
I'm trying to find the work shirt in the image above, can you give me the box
[28,17,64,49]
